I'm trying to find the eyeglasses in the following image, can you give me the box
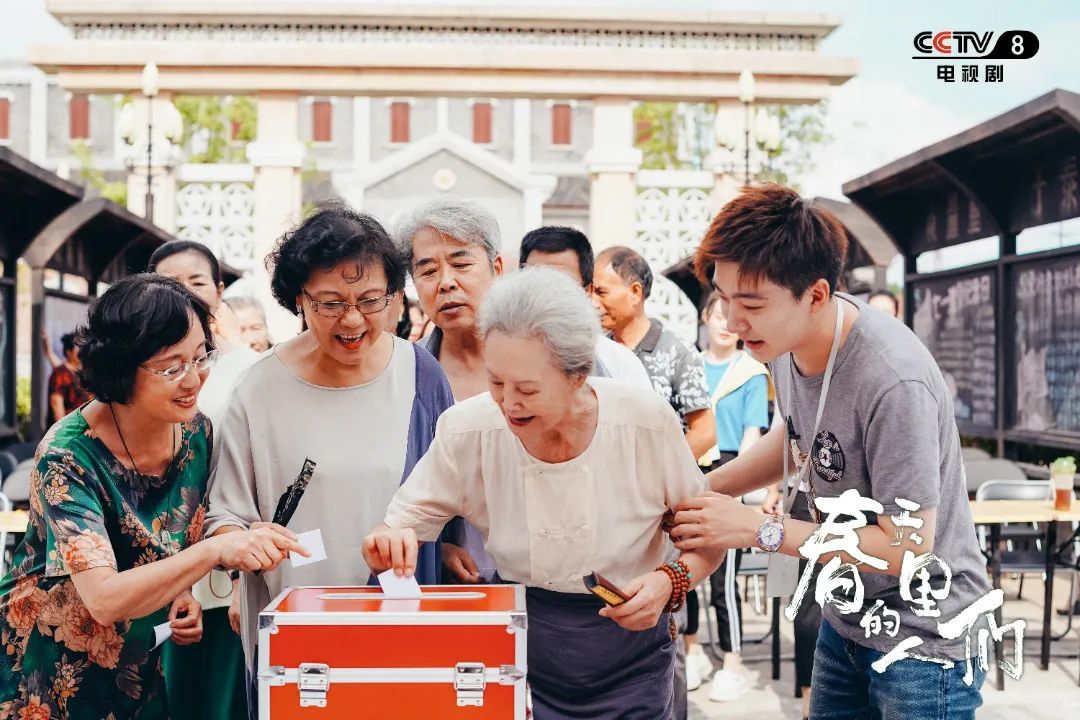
[302,289,393,318]
[140,350,219,382]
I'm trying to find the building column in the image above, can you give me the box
[247,92,305,341]
[512,99,531,170]
[585,99,642,252]
[708,156,742,216]
[124,94,179,232]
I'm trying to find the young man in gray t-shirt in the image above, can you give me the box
[670,184,992,719]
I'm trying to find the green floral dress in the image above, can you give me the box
[0,409,211,720]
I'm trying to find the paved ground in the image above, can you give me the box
[690,573,1080,719]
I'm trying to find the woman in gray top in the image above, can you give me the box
[204,205,454,714]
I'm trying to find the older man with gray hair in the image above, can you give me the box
[394,197,504,400]
[394,197,506,583]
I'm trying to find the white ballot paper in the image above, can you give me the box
[153,621,173,650]
[290,528,327,568]
[377,568,422,599]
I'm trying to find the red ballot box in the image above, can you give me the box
[258,585,527,719]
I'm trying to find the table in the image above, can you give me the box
[0,510,28,577]
[0,510,28,534]
[969,500,1080,687]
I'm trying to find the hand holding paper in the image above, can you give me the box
[153,622,172,650]
[378,569,422,599]
[291,529,327,568]
[167,591,202,646]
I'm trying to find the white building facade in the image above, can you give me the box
[15,2,856,340]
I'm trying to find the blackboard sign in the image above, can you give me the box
[1011,253,1080,436]
[911,270,997,433]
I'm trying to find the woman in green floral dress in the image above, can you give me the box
[0,274,305,720]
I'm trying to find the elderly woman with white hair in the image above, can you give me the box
[364,268,723,718]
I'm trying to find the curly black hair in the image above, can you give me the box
[266,204,406,314]
[76,273,215,404]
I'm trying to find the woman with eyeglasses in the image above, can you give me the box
[0,274,304,720]
[204,204,454,717]
[147,240,263,720]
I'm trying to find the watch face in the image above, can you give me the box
[762,524,783,545]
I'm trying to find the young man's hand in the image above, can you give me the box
[669,493,761,551]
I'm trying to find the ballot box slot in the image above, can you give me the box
[315,591,489,601]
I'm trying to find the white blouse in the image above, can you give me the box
[384,377,707,593]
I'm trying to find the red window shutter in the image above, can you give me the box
[0,98,10,140]
[312,100,332,143]
[390,101,410,143]
[472,102,493,144]
[69,95,90,140]
[552,103,572,145]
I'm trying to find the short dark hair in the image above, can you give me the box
[596,246,653,299]
[519,226,595,286]
[867,290,899,314]
[76,274,214,404]
[60,332,77,355]
[267,204,405,313]
[148,240,223,286]
[695,183,848,298]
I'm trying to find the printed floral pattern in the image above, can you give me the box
[0,411,211,719]
[635,320,712,427]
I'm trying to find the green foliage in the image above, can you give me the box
[227,97,257,144]
[632,101,832,191]
[756,103,832,192]
[70,140,128,206]
[634,103,681,170]
[15,376,30,440]
[174,96,257,163]
[300,139,321,218]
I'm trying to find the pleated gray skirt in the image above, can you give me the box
[526,587,674,719]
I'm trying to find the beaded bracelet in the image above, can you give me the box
[657,560,693,640]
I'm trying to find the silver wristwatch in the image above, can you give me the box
[756,514,785,553]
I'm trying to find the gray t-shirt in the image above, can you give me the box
[772,294,991,661]
[205,338,416,667]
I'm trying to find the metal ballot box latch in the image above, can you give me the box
[454,663,487,707]
[299,663,331,708]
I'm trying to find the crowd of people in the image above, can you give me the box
[0,183,989,720]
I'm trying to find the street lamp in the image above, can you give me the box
[141,63,159,224]
[714,70,781,186]
[738,70,756,185]
[119,63,182,225]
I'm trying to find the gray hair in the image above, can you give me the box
[223,296,267,320]
[479,267,599,377]
[392,197,501,270]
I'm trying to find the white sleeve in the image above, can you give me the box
[599,338,655,393]
[383,412,469,542]
[652,400,709,508]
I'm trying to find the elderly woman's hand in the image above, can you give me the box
[598,571,672,631]
[214,525,308,573]
[442,543,481,583]
[670,492,761,552]
[362,525,418,577]
[168,590,203,645]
